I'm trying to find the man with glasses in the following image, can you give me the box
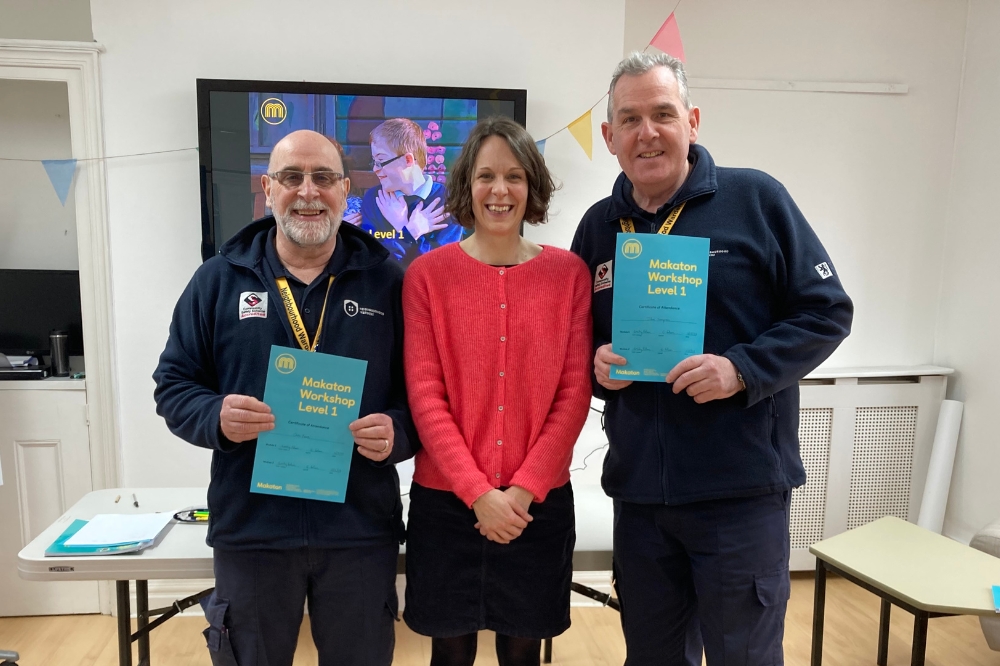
[154,129,417,666]
[349,117,466,266]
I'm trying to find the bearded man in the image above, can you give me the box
[154,130,417,666]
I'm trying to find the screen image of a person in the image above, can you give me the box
[346,117,466,265]
[401,117,593,666]
[153,129,418,666]
[570,52,854,665]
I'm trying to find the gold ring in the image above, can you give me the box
[381,439,389,453]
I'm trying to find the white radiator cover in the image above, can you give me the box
[789,366,951,570]
[394,365,954,574]
[140,366,954,608]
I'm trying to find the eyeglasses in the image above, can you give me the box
[372,154,405,170]
[268,170,345,189]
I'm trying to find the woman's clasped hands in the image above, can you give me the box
[472,486,534,544]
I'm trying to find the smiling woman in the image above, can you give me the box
[468,136,530,240]
[445,117,553,234]
[400,117,594,666]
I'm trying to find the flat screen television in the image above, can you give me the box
[0,269,84,357]
[196,79,528,266]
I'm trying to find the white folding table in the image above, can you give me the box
[17,488,214,666]
[18,485,616,666]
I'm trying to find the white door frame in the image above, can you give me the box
[0,39,121,493]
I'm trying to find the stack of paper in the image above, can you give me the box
[3,356,40,368]
[45,513,174,557]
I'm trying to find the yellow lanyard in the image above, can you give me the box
[620,201,687,235]
[274,276,335,352]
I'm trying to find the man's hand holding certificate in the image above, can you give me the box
[249,345,367,503]
[610,233,710,382]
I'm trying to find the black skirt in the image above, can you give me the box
[403,482,576,639]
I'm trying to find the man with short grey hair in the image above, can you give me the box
[571,52,853,665]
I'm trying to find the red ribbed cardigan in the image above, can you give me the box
[402,243,593,507]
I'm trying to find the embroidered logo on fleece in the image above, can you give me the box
[239,292,268,320]
[594,260,613,293]
[344,300,385,318]
[814,262,834,280]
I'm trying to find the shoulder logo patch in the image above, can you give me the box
[594,260,613,293]
[814,262,833,279]
[239,292,268,320]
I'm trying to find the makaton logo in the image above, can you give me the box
[275,353,296,374]
[261,98,287,125]
[622,239,643,259]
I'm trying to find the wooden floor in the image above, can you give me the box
[1,573,998,665]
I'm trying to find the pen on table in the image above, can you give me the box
[132,493,139,508]
[114,495,121,504]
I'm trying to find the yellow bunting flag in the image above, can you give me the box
[567,110,593,160]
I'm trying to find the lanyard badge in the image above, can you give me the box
[620,200,687,235]
[274,276,335,352]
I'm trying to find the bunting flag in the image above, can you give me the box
[649,12,686,61]
[8,9,687,196]
[41,159,78,206]
[567,110,593,160]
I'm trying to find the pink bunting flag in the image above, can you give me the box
[649,13,685,62]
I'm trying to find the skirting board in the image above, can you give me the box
[124,571,616,618]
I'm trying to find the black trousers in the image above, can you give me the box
[202,543,399,666]
[613,492,792,666]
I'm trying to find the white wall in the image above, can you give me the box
[89,0,627,486]
[0,79,78,270]
[88,0,994,544]
[625,0,968,368]
[936,0,1000,543]
[0,0,93,41]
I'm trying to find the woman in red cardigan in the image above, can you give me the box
[402,117,593,666]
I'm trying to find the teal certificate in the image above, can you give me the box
[250,345,367,503]
[611,233,710,381]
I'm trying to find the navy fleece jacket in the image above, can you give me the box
[570,144,853,505]
[153,218,418,549]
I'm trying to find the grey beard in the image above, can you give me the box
[274,209,336,247]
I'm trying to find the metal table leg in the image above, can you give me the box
[116,580,132,666]
[136,580,150,666]
[810,559,827,666]
[911,611,928,666]
[815,560,950,666]
[878,598,891,665]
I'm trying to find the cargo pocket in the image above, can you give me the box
[754,569,790,607]
[748,570,790,665]
[200,593,239,666]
